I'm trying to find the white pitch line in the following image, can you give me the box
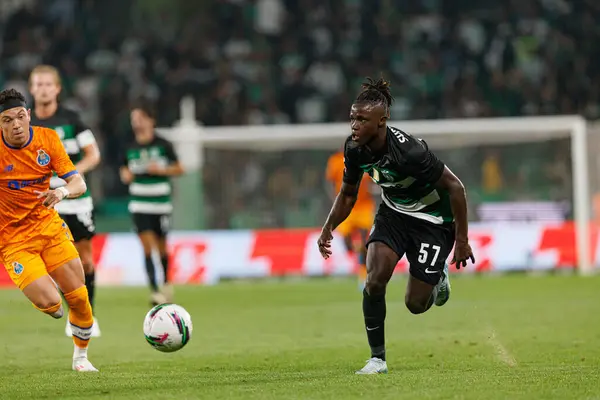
[487,328,518,367]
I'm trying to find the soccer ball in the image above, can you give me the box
[143,303,193,352]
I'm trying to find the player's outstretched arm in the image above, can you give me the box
[324,182,359,231]
[60,173,87,198]
[73,118,101,175]
[434,167,475,268]
[41,127,88,207]
[317,182,359,259]
[76,142,101,175]
[36,173,87,209]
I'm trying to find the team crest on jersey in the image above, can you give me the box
[37,149,51,166]
[12,262,24,275]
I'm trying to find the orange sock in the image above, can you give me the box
[33,300,63,319]
[63,286,93,349]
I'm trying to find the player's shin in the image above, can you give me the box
[145,255,159,292]
[160,254,174,302]
[84,267,96,311]
[362,288,387,361]
[160,255,169,284]
[63,286,93,353]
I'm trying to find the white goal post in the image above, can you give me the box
[159,98,592,274]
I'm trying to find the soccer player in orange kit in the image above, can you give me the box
[0,88,97,372]
[326,150,375,289]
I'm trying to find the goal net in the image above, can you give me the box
[159,106,595,275]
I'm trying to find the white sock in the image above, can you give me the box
[73,345,88,359]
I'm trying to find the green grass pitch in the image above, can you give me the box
[0,274,598,399]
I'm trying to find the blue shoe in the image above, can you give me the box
[434,263,450,306]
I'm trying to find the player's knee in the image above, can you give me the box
[77,249,94,272]
[405,298,426,314]
[157,238,168,255]
[82,261,95,275]
[33,298,60,310]
[141,243,154,257]
[33,298,64,319]
[365,276,387,296]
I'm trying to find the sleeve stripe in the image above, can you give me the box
[59,170,78,179]
[76,129,97,147]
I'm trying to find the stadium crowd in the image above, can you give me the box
[1,0,595,228]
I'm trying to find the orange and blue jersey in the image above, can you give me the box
[0,125,78,246]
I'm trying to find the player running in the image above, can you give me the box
[317,77,475,375]
[29,65,102,338]
[119,100,183,306]
[326,150,375,289]
[0,88,98,372]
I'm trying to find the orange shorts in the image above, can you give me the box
[337,207,374,238]
[0,216,79,290]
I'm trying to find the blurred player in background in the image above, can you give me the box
[29,65,102,338]
[0,89,98,372]
[326,150,375,289]
[318,78,474,375]
[120,100,183,305]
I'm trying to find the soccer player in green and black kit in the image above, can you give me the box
[120,100,183,305]
[29,65,102,338]
[317,77,475,374]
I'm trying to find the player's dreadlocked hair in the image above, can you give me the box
[354,77,394,117]
[0,88,26,107]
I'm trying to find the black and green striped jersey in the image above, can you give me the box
[121,136,179,215]
[30,106,95,215]
[343,126,453,225]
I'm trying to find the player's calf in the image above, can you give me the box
[82,262,96,308]
[404,275,437,315]
[62,286,98,372]
[63,286,93,346]
[75,239,97,312]
[22,275,65,319]
[362,242,398,364]
[404,297,428,315]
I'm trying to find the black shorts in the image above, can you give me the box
[60,212,96,242]
[366,203,455,286]
[132,213,171,238]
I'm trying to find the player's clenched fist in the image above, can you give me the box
[35,187,69,209]
[317,227,333,259]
